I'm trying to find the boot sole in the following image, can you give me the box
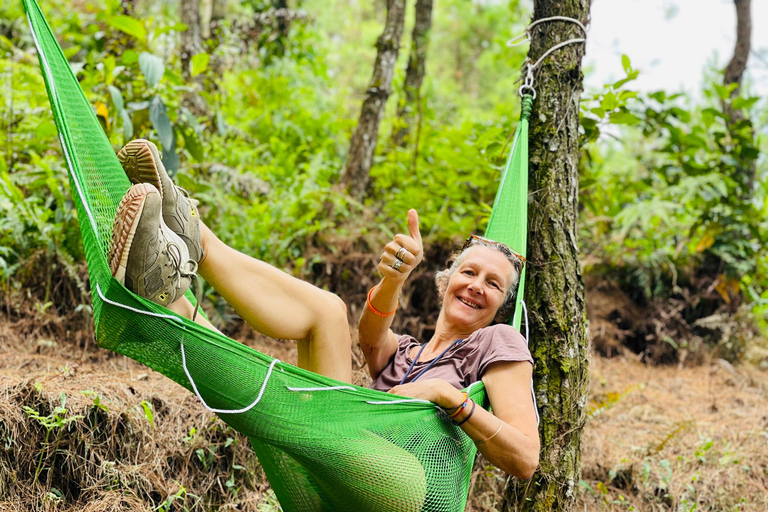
[117,140,165,197]
[109,183,156,283]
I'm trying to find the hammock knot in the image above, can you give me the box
[521,95,534,120]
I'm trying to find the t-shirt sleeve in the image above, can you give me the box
[476,324,534,378]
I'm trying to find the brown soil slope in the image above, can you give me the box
[1,318,767,511]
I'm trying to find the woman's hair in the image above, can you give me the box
[434,239,523,324]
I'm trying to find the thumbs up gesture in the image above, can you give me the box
[378,209,424,282]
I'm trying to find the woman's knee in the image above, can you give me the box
[322,291,348,324]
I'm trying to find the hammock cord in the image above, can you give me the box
[181,341,282,415]
[507,16,587,98]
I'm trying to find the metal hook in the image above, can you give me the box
[518,62,536,99]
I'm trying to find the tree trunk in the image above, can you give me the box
[723,0,751,107]
[180,0,202,80]
[208,0,227,45]
[722,0,755,197]
[341,0,406,199]
[503,2,591,511]
[391,0,433,148]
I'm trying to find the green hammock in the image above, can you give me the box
[23,0,533,510]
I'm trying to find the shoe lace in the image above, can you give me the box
[167,242,203,321]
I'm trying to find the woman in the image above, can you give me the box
[110,139,539,480]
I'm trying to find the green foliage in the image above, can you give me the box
[23,392,84,485]
[580,55,767,314]
[139,400,155,428]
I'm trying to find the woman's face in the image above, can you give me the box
[441,245,515,331]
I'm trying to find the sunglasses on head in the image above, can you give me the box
[461,235,526,265]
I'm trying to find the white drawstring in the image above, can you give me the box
[181,340,281,415]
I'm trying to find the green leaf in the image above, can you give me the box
[102,55,116,85]
[35,121,57,139]
[732,97,759,110]
[601,91,619,111]
[62,45,81,59]
[181,125,204,162]
[121,109,133,140]
[107,15,147,41]
[191,53,210,77]
[713,84,730,100]
[139,52,164,89]
[609,112,641,125]
[217,112,228,136]
[140,400,154,428]
[162,130,180,176]
[149,96,174,150]
[155,22,189,37]
[108,85,124,112]
[621,54,631,73]
[122,50,139,65]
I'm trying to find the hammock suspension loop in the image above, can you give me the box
[518,62,536,99]
[510,15,587,99]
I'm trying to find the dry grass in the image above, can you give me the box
[579,356,768,512]
[1,312,767,511]
[0,316,289,512]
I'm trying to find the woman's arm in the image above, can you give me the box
[388,361,540,479]
[466,361,540,478]
[359,210,423,379]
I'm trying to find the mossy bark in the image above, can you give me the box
[341,0,406,199]
[503,1,591,510]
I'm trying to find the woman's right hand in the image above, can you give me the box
[378,209,423,283]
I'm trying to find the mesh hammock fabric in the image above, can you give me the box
[23,0,533,510]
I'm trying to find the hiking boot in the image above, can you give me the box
[108,183,198,307]
[117,139,204,263]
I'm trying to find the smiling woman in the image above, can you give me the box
[359,210,540,479]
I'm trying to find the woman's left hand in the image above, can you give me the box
[388,379,465,410]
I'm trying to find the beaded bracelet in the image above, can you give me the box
[455,400,476,427]
[366,286,397,317]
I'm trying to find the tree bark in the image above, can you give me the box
[207,0,227,45]
[723,0,751,102]
[722,0,755,197]
[180,0,202,80]
[341,0,406,199]
[502,2,591,511]
[391,0,433,148]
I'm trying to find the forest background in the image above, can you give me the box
[0,0,767,511]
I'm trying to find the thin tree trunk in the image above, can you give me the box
[724,0,751,107]
[341,0,406,199]
[722,0,755,197]
[503,1,591,511]
[208,0,227,44]
[391,0,433,148]
[180,0,202,80]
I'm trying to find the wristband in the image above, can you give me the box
[455,400,476,427]
[366,286,397,317]
[448,400,468,419]
[444,391,468,414]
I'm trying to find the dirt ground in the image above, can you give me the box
[1,316,767,512]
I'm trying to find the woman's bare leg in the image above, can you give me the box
[168,298,222,334]
[171,222,352,383]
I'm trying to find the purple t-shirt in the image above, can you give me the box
[370,324,533,392]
